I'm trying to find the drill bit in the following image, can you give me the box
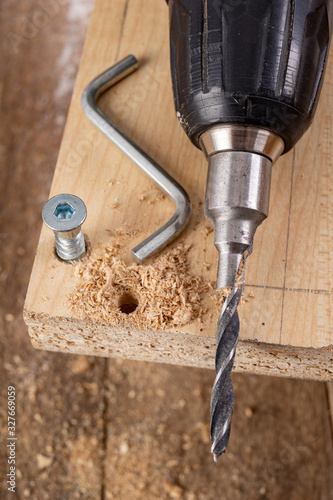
[210,285,241,461]
[210,246,251,461]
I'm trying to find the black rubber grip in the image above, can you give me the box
[169,0,333,152]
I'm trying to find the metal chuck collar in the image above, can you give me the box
[42,194,87,261]
[199,125,285,289]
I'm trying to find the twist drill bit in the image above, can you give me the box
[210,249,250,461]
[210,287,241,461]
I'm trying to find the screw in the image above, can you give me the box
[42,194,87,261]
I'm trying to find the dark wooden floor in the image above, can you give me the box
[0,2,332,499]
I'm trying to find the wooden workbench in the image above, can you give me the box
[24,0,333,381]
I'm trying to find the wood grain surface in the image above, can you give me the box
[24,0,333,380]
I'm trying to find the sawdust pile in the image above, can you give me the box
[68,244,215,330]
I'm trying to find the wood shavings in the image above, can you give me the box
[108,203,119,210]
[235,256,245,287]
[68,244,213,330]
[139,187,165,204]
[243,290,256,303]
[155,188,165,201]
[201,226,213,236]
[212,286,231,308]
[105,227,141,244]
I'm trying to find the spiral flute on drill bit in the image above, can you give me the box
[210,287,241,460]
[210,242,252,460]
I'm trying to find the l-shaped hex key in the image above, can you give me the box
[81,55,191,262]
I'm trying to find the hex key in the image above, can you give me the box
[81,55,191,262]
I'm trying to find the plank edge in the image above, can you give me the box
[24,309,333,381]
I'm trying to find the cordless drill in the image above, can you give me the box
[167,0,333,458]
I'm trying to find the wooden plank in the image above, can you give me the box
[24,0,333,380]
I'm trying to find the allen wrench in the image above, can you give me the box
[81,55,191,262]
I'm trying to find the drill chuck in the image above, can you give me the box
[200,125,284,288]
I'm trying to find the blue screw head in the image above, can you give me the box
[42,194,86,233]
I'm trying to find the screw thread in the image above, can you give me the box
[55,231,85,261]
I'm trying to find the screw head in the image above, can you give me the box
[42,194,87,233]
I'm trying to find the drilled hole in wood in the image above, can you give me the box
[118,292,139,315]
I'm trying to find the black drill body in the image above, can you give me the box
[169,0,333,153]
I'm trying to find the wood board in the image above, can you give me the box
[24,0,333,380]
